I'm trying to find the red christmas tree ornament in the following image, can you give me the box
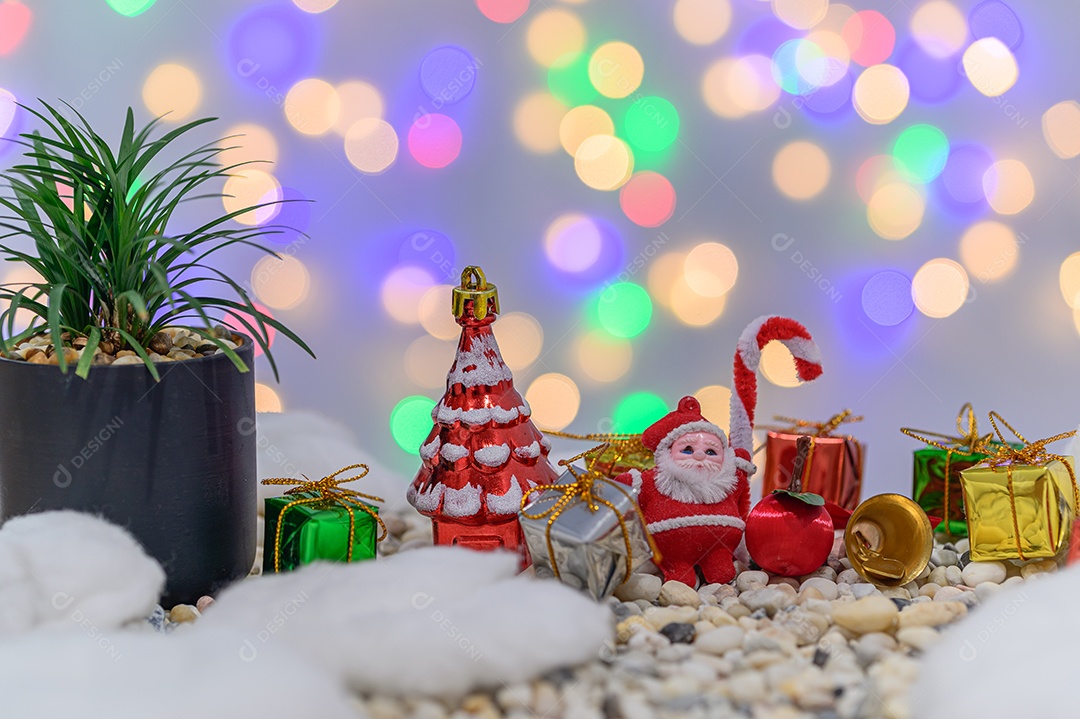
[745,435,835,576]
[407,267,558,563]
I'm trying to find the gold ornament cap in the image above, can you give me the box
[452,266,500,320]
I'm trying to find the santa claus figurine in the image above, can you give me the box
[616,315,823,585]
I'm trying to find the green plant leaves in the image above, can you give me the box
[0,100,314,380]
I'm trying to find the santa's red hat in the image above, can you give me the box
[642,396,727,457]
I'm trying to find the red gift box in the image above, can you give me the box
[760,411,865,511]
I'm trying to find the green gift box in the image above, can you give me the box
[911,447,993,537]
[262,464,383,573]
[903,405,1021,538]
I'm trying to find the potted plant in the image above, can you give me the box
[0,101,313,605]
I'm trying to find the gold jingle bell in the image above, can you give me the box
[845,493,933,587]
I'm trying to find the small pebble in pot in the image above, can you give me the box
[659,622,696,644]
[149,331,173,355]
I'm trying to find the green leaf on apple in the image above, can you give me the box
[772,489,826,506]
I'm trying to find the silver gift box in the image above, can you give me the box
[519,467,654,600]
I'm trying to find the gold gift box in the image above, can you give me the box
[960,458,1076,561]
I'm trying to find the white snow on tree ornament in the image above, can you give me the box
[419,436,441,461]
[435,401,526,426]
[439,443,469,463]
[514,441,541,459]
[485,477,533,514]
[408,483,444,513]
[474,444,511,467]
[442,483,483,516]
[445,333,513,388]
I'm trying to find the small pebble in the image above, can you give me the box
[895,626,940,652]
[897,601,967,628]
[146,605,166,632]
[836,568,860,585]
[800,577,839,601]
[659,622,696,644]
[739,587,794,617]
[149,331,173,355]
[196,595,215,612]
[830,596,898,634]
[112,355,144,365]
[694,625,744,655]
[1020,559,1056,579]
[850,583,880,599]
[931,548,958,567]
[944,566,963,586]
[658,580,701,607]
[736,570,770,592]
[168,604,200,624]
[853,632,897,666]
[615,573,662,603]
[644,606,697,630]
[961,560,1006,587]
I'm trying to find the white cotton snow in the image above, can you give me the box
[440,443,470,463]
[256,410,408,512]
[0,630,360,719]
[201,546,613,697]
[0,511,164,638]
[914,566,1080,717]
[474,444,511,467]
[514,442,541,460]
[445,333,513,388]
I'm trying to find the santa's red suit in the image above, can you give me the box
[616,396,756,586]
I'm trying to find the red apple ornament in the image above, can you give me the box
[745,436,834,576]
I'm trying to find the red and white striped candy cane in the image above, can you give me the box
[728,315,824,479]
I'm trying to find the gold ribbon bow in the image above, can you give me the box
[261,464,388,572]
[543,430,651,476]
[901,403,995,534]
[972,413,1078,560]
[762,409,864,437]
[754,409,863,460]
[520,444,661,583]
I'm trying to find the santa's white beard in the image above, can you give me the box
[654,448,738,504]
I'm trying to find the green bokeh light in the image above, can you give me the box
[624,96,680,152]
[893,124,949,184]
[390,396,436,455]
[548,52,598,106]
[126,175,145,203]
[595,282,652,338]
[106,0,157,17]
[613,392,668,433]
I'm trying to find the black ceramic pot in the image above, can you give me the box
[0,339,257,606]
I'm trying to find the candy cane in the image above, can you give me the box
[729,316,824,475]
